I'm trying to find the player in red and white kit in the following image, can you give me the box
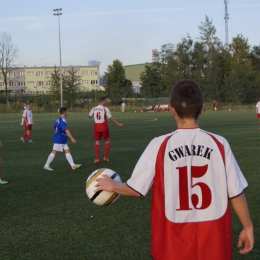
[255,99,260,129]
[95,80,254,260]
[89,97,123,163]
[21,103,34,143]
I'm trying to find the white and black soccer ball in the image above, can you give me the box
[86,168,122,206]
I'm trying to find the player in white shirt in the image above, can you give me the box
[20,103,26,125]
[0,141,8,185]
[20,104,34,143]
[255,99,260,129]
[89,97,123,163]
[95,80,254,260]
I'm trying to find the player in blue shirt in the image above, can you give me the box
[43,107,81,171]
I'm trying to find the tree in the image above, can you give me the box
[140,64,163,98]
[64,67,81,108]
[103,60,125,104]
[0,32,18,102]
[50,66,62,102]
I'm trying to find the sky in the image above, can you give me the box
[1,0,260,75]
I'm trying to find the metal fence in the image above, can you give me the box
[0,92,258,114]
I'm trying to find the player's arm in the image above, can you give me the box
[230,193,254,254]
[109,117,123,128]
[95,175,141,197]
[0,140,2,149]
[65,129,76,143]
[256,107,258,114]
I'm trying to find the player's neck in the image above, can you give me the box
[176,117,199,129]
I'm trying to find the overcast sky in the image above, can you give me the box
[1,0,260,74]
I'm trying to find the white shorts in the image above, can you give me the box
[53,143,69,152]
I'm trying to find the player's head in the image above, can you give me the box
[26,103,30,109]
[99,97,107,104]
[170,80,203,119]
[59,107,67,116]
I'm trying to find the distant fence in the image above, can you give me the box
[0,92,258,114]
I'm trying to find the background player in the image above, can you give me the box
[20,103,34,143]
[43,107,81,171]
[95,80,254,260]
[255,98,260,129]
[20,103,26,125]
[89,97,123,163]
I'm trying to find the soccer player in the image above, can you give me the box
[20,103,27,125]
[0,141,8,185]
[95,80,254,260]
[43,107,81,171]
[89,97,123,163]
[255,98,260,129]
[20,103,34,143]
[212,99,217,111]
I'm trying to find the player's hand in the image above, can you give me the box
[118,123,123,128]
[71,138,76,143]
[237,228,254,254]
[95,174,115,192]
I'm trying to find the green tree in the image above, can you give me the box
[140,64,163,98]
[103,60,125,104]
[64,67,81,108]
[50,66,62,102]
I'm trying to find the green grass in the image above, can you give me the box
[0,110,259,260]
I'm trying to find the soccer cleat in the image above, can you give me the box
[94,159,100,164]
[29,140,33,143]
[0,179,8,185]
[103,157,109,162]
[20,137,25,142]
[44,165,53,171]
[72,164,81,170]
[20,123,23,125]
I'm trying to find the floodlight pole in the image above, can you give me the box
[53,8,63,107]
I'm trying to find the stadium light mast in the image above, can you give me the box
[53,8,63,107]
[224,0,229,46]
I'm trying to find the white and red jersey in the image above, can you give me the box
[256,101,260,113]
[89,105,112,132]
[127,128,248,260]
[22,109,33,125]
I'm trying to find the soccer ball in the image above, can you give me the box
[86,168,122,206]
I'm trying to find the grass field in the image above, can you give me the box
[0,110,259,260]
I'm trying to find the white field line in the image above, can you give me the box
[123,118,158,123]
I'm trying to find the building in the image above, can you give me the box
[0,65,101,94]
[123,63,151,93]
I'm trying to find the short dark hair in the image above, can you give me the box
[99,97,107,102]
[59,107,67,114]
[170,80,203,119]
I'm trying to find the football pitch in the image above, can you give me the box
[0,110,259,260]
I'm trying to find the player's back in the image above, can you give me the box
[89,105,112,132]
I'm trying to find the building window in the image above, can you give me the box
[27,71,34,74]
[82,80,89,85]
[27,81,35,84]
[18,82,26,86]
[9,82,14,86]
[9,72,16,77]
[36,71,43,76]
[19,72,25,76]
[91,70,97,75]
[46,71,51,77]
[37,81,44,86]
[91,80,98,85]
[75,71,80,76]
[0,82,5,86]
[46,81,52,86]
[82,70,88,75]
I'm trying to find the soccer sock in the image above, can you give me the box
[104,142,110,158]
[45,153,55,167]
[21,118,24,124]
[22,133,27,139]
[65,153,75,167]
[27,134,31,140]
[95,144,100,159]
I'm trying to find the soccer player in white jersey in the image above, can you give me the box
[43,107,81,171]
[95,80,254,260]
[20,103,34,143]
[255,98,260,129]
[89,97,123,163]
[20,103,26,125]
